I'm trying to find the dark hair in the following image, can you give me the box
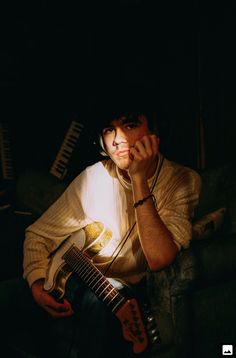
[88,85,159,155]
[97,112,159,156]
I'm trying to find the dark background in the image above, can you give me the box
[1,5,236,354]
[1,1,236,184]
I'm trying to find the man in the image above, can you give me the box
[0,95,201,357]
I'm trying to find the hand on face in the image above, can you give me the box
[102,115,160,178]
[31,279,74,318]
[128,134,159,181]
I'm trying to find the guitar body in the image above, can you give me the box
[44,229,160,354]
[44,229,86,299]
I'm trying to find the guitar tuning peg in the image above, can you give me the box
[150,328,158,336]
[151,335,160,344]
[147,315,154,323]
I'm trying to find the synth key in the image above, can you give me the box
[50,120,83,180]
[0,123,14,181]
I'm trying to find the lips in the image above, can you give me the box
[116,149,130,157]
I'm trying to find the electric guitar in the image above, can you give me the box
[44,229,160,354]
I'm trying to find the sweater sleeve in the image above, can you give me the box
[157,166,201,249]
[23,170,89,287]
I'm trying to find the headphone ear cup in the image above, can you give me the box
[92,135,108,157]
[99,135,108,156]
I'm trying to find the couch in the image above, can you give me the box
[146,161,236,358]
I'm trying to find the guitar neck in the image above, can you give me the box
[58,239,152,354]
[63,245,126,313]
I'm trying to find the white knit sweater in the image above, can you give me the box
[23,154,201,286]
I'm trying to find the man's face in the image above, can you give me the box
[101,114,151,170]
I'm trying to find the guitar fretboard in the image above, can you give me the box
[63,245,125,313]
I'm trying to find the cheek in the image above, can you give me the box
[130,132,146,145]
[102,137,113,153]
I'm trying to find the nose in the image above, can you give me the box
[112,128,127,146]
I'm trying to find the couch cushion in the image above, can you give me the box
[195,165,230,218]
[192,207,226,240]
[194,162,236,235]
[16,170,67,216]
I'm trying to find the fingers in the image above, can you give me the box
[130,134,159,159]
[45,298,74,318]
[33,286,74,318]
[45,306,74,318]
[32,280,75,318]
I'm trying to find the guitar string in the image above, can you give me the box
[84,155,163,269]
[102,155,164,276]
[69,249,124,305]
[65,247,123,302]
[65,248,150,354]
[66,247,156,345]
[55,156,164,304]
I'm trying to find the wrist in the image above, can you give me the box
[130,174,148,187]
[133,194,156,208]
[31,278,45,289]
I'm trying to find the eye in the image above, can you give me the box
[124,122,139,130]
[102,127,114,135]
